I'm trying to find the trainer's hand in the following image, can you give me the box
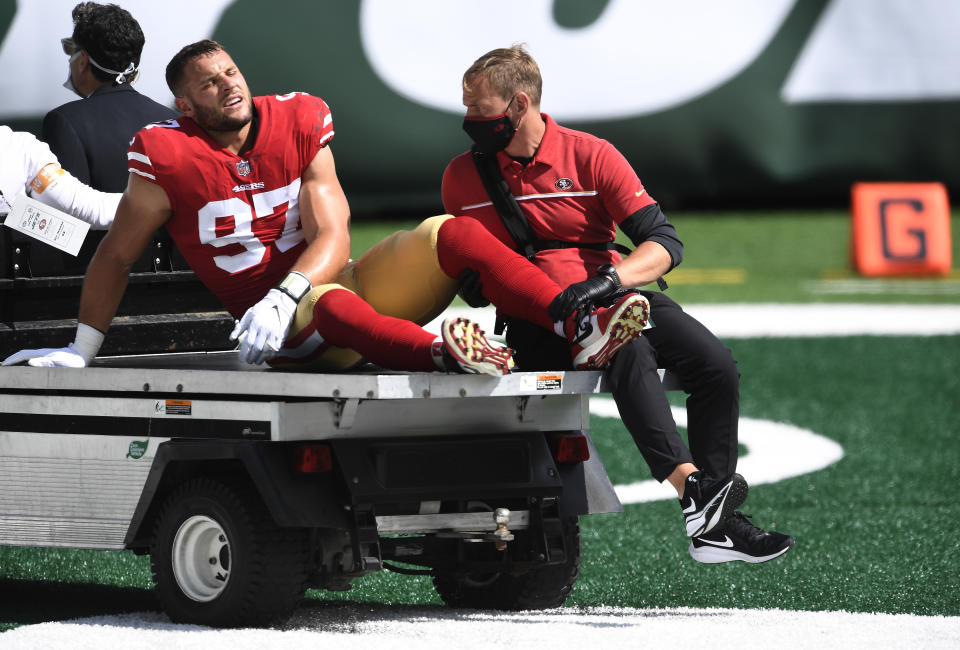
[2,323,104,368]
[230,289,297,365]
[548,275,619,321]
[458,268,490,308]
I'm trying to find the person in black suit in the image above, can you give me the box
[43,2,178,193]
[37,3,220,350]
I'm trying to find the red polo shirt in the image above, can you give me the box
[441,113,656,286]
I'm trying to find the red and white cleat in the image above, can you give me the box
[441,317,515,376]
[565,293,650,369]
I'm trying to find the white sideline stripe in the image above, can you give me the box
[680,303,960,336]
[4,607,957,649]
[588,399,845,505]
[803,279,960,296]
[424,303,960,338]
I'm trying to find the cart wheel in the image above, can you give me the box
[433,516,581,610]
[150,477,309,627]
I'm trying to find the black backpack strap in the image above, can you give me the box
[470,148,668,290]
[471,148,539,260]
[530,239,632,255]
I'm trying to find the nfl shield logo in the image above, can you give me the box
[236,160,251,176]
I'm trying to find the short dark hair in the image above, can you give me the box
[70,2,144,84]
[165,40,225,97]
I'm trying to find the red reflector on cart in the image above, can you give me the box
[549,433,590,463]
[294,445,333,473]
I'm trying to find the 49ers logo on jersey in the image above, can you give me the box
[555,177,574,190]
[197,178,304,274]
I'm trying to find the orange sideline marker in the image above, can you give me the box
[851,182,952,276]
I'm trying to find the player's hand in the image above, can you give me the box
[458,268,490,308]
[2,344,91,368]
[229,288,297,365]
[548,274,619,321]
[1,323,103,368]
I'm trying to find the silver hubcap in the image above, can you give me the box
[171,515,231,602]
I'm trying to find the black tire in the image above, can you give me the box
[433,516,581,610]
[149,477,309,627]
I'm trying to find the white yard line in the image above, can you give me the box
[3,606,958,649]
[425,303,960,338]
[590,401,845,505]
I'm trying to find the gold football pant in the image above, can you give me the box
[270,215,458,370]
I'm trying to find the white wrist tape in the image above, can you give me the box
[73,323,105,363]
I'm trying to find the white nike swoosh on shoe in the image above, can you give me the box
[684,482,730,522]
[705,484,732,531]
[697,535,735,548]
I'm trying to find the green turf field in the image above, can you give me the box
[1,212,958,630]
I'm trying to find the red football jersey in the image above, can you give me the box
[442,113,656,286]
[127,92,333,316]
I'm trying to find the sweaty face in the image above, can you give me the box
[180,50,253,132]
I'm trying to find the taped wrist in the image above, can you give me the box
[275,271,312,303]
[73,322,105,363]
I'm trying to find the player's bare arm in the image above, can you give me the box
[287,144,351,285]
[78,173,172,332]
[2,173,171,368]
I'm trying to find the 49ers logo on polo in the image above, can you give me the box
[197,178,304,273]
[555,177,573,190]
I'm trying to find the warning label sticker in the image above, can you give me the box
[156,399,192,416]
[536,374,563,390]
[520,373,564,392]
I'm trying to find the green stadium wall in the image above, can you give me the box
[1,0,956,213]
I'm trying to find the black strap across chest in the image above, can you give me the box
[470,148,631,261]
[470,148,666,290]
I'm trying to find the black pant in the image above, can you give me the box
[505,291,739,482]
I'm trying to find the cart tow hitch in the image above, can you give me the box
[482,508,515,551]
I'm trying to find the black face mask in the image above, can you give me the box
[462,97,517,154]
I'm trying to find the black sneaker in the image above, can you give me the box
[680,471,748,537]
[689,511,795,564]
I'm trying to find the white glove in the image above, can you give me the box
[229,288,297,365]
[2,323,104,368]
